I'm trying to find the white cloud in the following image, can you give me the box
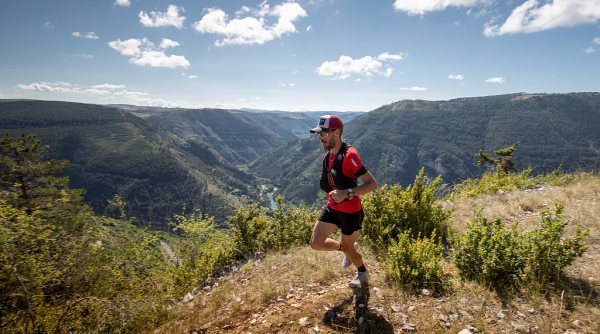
[377,52,403,61]
[100,97,115,101]
[159,38,180,49]
[85,88,111,95]
[139,5,186,29]
[189,75,197,78]
[215,103,236,109]
[449,74,464,80]
[290,83,295,86]
[584,47,595,53]
[92,84,126,89]
[16,82,111,96]
[354,78,362,82]
[108,38,190,68]
[293,70,298,75]
[43,22,54,30]
[181,72,185,76]
[133,98,183,108]
[307,25,313,31]
[250,102,260,108]
[238,98,246,101]
[279,82,286,86]
[235,6,251,17]
[317,52,402,79]
[484,0,600,37]
[594,37,600,44]
[75,54,94,58]
[486,76,505,83]
[73,31,99,39]
[393,0,488,15]
[400,86,428,91]
[114,90,150,96]
[115,0,130,6]
[192,2,307,46]
[256,97,261,99]
[454,20,461,25]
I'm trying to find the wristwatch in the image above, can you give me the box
[348,188,355,200]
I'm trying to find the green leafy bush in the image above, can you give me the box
[362,168,452,249]
[450,204,588,285]
[229,198,318,253]
[383,231,447,291]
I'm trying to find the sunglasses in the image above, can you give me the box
[317,129,333,138]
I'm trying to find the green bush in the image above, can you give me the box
[362,168,452,249]
[383,231,447,291]
[450,204,588,285]
[229,198,318,253]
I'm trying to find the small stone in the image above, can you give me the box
[401,323,417,332]
[286,294,294,299]
[572,320,581,327]
[250,319,257,325]
[317,290,327,294]
[392,304,401,312]
[396,313,408,324]
[466,325,479,333]
[438,314,449,322]
[511,322,538,332]
[358,317,364,324]
[277,296,284,302]
[182,293,194,303]
[408,305,416,312]
[458,329,472,334]
[313,325,320,332]
[373,287,381,292]
[458,310,473,318]
[299,317,309,327]
[497,310,509,320]
[528,308,536,314]
[459,298,474,307]
[563,330,578,334]
[421,289,433,296]
[516,311,526,318]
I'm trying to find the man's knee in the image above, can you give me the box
[341,242,355,254]
[310,238,323,250]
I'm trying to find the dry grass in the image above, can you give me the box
[151,174,600,334]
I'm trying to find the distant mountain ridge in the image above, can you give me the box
[0,100,259,228]
[249,93,600,207]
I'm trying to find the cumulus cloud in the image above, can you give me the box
[114,90,151,96]
[108,37,190,68]
[16,82,109,95]
[115,0,130,6]
[400,86,428,91]
[290,83,295,86]
[139,5,186,29]
[72,31,99,39]
[92,84,126,89]
[594,37,600,44]
[449,74,464,80]
[307,25,313,31]
[132,98,183,108]
[43,22,55,30]
[486,76,505,83]
[354,78,362,82]
[189,75,197,78]
[192,2,307,46]
[393,0,488,15]
[317,52,403,79]
[484,0,600,37]
[584,47,595,53]
[377,52,403,61]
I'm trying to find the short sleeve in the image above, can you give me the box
[342,147,367,178]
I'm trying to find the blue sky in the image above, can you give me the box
[1,0,598,111]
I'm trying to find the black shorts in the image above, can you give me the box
[318,206,364,236]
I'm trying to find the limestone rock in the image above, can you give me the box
[421,289,433,296]
[401,323,417,332]
[299,317,310,327]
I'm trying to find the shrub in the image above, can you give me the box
[383,231,446,291]
[450,204,589,285]
[362,168,452,249]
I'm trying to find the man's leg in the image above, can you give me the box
[310,220,340,251]
[341,230,362,267]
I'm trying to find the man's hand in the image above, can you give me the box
[329,189,349,203]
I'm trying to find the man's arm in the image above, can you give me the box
[330,171,378,203]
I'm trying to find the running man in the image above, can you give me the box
[309,115,378,288]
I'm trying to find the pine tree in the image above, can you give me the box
[476,141,520,174]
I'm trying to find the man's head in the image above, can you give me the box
[310,115,343,150]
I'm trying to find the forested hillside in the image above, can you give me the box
[249,93,600,207]
[127,108,364,165]
[0,100,259,228]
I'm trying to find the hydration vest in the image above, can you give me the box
[319,142,360,200]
